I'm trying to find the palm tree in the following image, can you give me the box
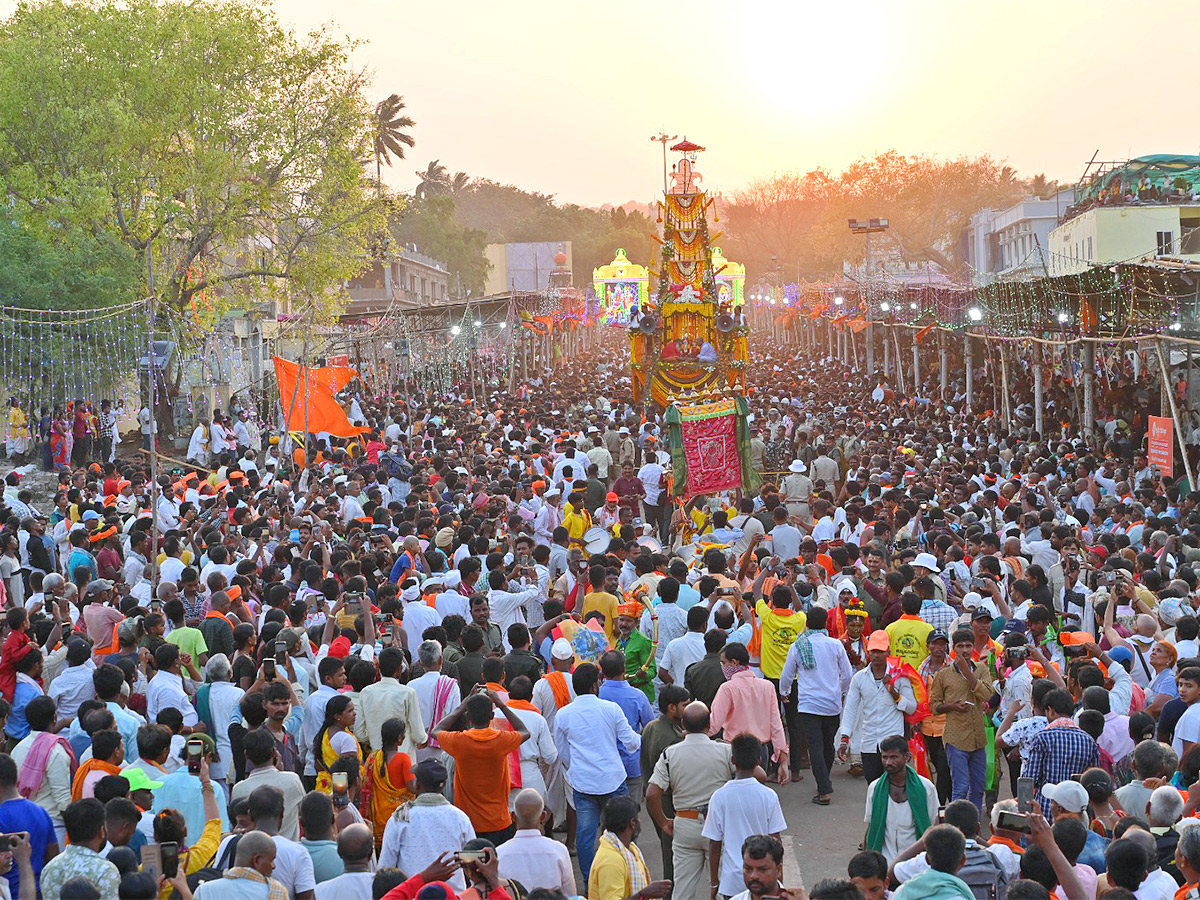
[1029,173,1058,199]
[414,159,449,199]
[372,94,416,194]
[449,171,471,198]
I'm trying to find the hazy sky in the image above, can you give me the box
[9,0,1200,207]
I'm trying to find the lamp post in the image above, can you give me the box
[966,306,983,406]
[650,133,679,195]
[849,218,889,373]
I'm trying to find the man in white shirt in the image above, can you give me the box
[553,662,641,882]
[299,657,346,777]
[485,570,539,648]
[379,759,474,893]
[47,639,96,720]
[765,507,802,562]
[354,647,427,757]
[11,695,74,844]
[778,606,854,804]
[497,789,575,895]
[214,785,315,900]
[533,490,563,547]
[702,735,788,899]
[657,606,709,686]
[147,644,198,727]
[232,729,307,842]
[314,823,375,900]
[638,456,667,540]
[409,643,462,763]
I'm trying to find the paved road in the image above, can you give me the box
[570,762,871,896]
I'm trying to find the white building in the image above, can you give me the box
[965,189,1075,285]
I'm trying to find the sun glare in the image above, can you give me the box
[738,3,890,118]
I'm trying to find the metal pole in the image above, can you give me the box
[939,332,948,397]
[965,332,974,407]
[1157,337,1197,489]
[147,241,159,596]
[864,233,874,373]
[1082,340,1096,441]
[1034,341,1044,436]
[912,334,920,390]
[883,327,890,377]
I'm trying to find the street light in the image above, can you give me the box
[834,295,845,306]
[909,302,918,311]
[498,322,507,329]
[450,325,461,336]
[1170,322,1183,332]
[473,319,482,328]
[967,307,983,322]
[1057,312,1069,324]
[879,302,890,312]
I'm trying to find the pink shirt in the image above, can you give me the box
[708,670,788,759]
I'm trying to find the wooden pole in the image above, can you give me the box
[1157,337,1196,489]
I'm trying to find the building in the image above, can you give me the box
[483,241,573,295]
[965,189,1076,284]
[344,245,452,314]
[1047,155,1200,276]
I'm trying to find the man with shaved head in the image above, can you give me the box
[194,829,281,900]
[496,788,576,894]
[645,701,735,900]
[314,822,375,900]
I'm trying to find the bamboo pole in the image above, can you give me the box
[1157,337,1196,490]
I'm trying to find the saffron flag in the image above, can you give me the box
[886,657,931,725]
[914,323,936,344]
[274,356,368,438]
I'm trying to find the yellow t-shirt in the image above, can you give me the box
[582,591,620,641]
[755,598,807,679]
[885,615,934,668]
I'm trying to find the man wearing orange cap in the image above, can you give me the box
[596,493,621,530]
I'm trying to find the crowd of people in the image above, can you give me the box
[0,329,1197,900]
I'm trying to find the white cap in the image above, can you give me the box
[962,591,984,609]
[333,475,348,485]
[1042,780,1089,813]
[544,488,561,499]
[913,552,941,573]
[551,638,574,661]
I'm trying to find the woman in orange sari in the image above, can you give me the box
[365,716,416,845]
[314,695,363,794]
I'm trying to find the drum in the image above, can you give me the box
[583,526,611,556]
[636,535,663,553]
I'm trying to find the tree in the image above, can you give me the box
[373,94,417,193]
[391,196,491,297]
[448,171,471,198]
[414,160,450,199]
[0,0,385,337]
[1029,173,1059,199]
[724,151,1028,280]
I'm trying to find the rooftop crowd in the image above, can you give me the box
[0,327,1196,900]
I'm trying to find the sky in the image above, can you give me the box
[8,0,1200,208]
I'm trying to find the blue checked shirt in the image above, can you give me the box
[919,598,959,633]
[1025,719,1099,814]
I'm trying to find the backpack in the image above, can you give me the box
[183,834,240,896]
[381,452,411,479]
[956,844,1008,900]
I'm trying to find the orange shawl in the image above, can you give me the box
[71,758,122,801]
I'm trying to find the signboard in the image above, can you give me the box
[1148,415,1175,478]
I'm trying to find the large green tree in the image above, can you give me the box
[0,0,385,327]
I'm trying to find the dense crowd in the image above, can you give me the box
[0,331,1197,900]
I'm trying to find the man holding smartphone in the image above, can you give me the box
[929,628,995,815]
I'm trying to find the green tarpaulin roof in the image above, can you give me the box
[1080,155,1200,203]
